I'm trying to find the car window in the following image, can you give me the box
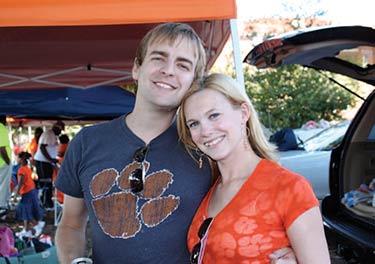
[368,124,375,140]
[302,122,350,151]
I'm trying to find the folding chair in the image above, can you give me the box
[53,189,64,226]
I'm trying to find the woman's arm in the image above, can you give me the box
[287,206,331,264]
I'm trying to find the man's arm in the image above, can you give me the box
[286,206,331,264]
[40,144,58,163]
[0,146,10,165]
[269,247,297,264]
[55,194,89,264]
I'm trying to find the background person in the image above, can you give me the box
[14,151,44,238]
[53,134,70,204]
[27,127,44,160]
[0,115,12,216]
[34,121,64,209]
[27,127,44,185]
[57,134,70,164]
[177,73,330,263]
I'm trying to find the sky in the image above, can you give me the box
[214,0,373,83]
[236,0,374,26]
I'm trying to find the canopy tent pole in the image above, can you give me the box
[230,18,245,92]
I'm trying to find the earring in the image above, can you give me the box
[195,148,204,169]
[243,125,251,150]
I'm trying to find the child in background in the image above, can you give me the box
[14,152,44,238]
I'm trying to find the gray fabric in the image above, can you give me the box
[56,115,212,263]
[0,164,12,208]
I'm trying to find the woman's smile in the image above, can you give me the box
[203,135,225,148]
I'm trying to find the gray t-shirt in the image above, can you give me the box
[56,115,211,263]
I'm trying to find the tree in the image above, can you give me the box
[214,12,361,131]
[242,64,358,131]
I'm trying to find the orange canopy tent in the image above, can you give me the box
[0,0,237,91]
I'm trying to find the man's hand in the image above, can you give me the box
[269,247,297,264]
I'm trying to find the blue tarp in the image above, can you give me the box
[0,86,135,120]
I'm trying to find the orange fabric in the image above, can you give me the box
[17,166,35,195]
[0,0,237,27]
[187,159,319,264]
[57,143,68,164]
[56,189,64,204]
[52,166,64,204]
[52,142,69,204]
[52,166,58,183]
[27,138,38,156]
[13,145,21,156]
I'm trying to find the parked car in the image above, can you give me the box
[244,25,375,263]
[280,121,350,200]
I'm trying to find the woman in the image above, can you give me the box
[177,73,330,264]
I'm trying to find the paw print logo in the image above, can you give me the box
[89,161,180,239]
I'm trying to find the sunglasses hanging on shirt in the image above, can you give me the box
[129,145,149,194]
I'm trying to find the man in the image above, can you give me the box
[55,23,295,264]
[34,121,64,209]
[0,115,12,217]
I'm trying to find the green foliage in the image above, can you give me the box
[121,83,137,94]
[243,65,358,131]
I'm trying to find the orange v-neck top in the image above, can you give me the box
[187,159,319,263]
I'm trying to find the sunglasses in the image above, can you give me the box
[129,146,149,194]
[190,217,213,264]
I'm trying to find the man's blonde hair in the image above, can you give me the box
[135,23,207,80]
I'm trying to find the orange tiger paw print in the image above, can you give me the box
[90,161,180,238]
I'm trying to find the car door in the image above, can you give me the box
[244,25,375,262]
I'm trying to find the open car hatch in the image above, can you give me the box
[244,26,375,85]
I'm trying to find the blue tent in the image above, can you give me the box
[0,86,135,121]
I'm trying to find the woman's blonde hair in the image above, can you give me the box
[177,73,278,165]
